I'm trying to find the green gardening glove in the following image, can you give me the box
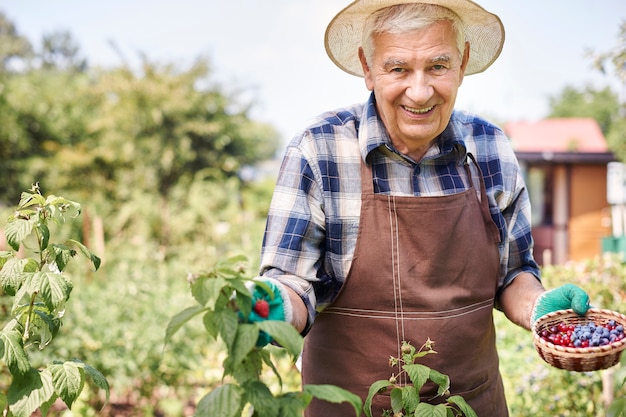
[531,283,590,325]
[243,278,293,347]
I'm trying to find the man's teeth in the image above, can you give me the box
[404,105,433,114]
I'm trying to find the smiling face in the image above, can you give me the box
[359,20,469,161]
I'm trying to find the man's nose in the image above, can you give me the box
[405,72,433,103]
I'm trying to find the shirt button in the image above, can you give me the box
[413,165,421,175]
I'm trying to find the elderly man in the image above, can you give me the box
[246,1,590,415]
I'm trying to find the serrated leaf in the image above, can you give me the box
[7,368,55,417]
[195,384,243,417]
[0,251,12,270]
[414,402,447,417]
[0,258,30,296]
[390,387,403,413]
[303,384,362,417]
[46,244,73,272]
[227,324,258,370]
[191,275,226,307]
[364,380,393,417]
[242,380,279,417]
[164,305,207,342]
[401,385,420,414]
[18,305,60,348]
[215,308,238,350]
[277,392,311,417]
[404,364,430,392]
[48,361,85,408]
[202,310,218,339]
[4,219,32,251]
[260,348,283,388]
[65,239,100,271]
[0,328,30,375]
[18,191,46,209]
[38,271,73,313]
[75,360,110,405]
[447,395,477,417]
[257,320,303,358]
[36,223,50,251]
[428,368,450,397]
[230,348,263,384]
[234,290,253,320]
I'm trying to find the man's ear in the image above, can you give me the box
[459,41,470,86]
[358,47,374,91]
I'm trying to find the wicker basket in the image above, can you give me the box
[532,308,626,372]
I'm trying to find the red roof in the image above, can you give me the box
[503,118,608,153]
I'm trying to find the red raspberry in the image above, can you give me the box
[254,299,270,318]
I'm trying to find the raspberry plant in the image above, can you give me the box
[166,255,362,417]
[364,339,477,417]
[0,184,109,416]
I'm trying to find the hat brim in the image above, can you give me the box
[324,0,505,76]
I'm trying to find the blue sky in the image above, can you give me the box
[1,0,625,143]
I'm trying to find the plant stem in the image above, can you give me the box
[23,292,38,343]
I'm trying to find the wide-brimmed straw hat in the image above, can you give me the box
[325,0,504,76]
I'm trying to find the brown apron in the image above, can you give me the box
[302,154,508,416]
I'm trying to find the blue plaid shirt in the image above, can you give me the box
[259,94,540,332]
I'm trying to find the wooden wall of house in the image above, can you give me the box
[569,164,612,261]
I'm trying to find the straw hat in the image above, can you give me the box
[324,0,504,76]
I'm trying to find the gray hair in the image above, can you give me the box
[361,4,466,67]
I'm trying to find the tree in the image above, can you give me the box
[587,20,626,161]
[0,12,33,71]
[547,85,619,135]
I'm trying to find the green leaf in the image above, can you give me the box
[214,308,239,350]
[37,223,51,252]
[428,368,450,397]
[257,320,303,358]
[404,363,430,392]
[195,384,243,417]
[191,275,226,307]
[38,271,73,313]
[304,384,362,417]
[229,323,259,369]
[202,310,219,339]
[164,305,207,342]
[7,368,56,417]
[260,348,283,388]
[18,304,61,347]
[65,239,101,271]
[390,387,403,413]
[48,361,85,408]
[364,380,393,417]
[46,244,74,272]
[278,392,312,417]
[18,191,46,210]
[401,385,420,414]
[74,360,110,405]
[243,380,279,417]
[214,255,248,279]
[447,395,477,417]
[607,397,626,417]
[0,258,31,296]
[234,289,253,320]
[4,218,32,251]
[414,402,447,417]
[0,328,30,375]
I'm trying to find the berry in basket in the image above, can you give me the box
[532,309,626,372]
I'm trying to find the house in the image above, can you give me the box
[503,118,616,265]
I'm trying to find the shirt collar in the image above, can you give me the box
[358,93,467,164]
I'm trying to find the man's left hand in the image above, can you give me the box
[531,283,590,325]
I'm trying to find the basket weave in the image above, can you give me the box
[532,308,626,372]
